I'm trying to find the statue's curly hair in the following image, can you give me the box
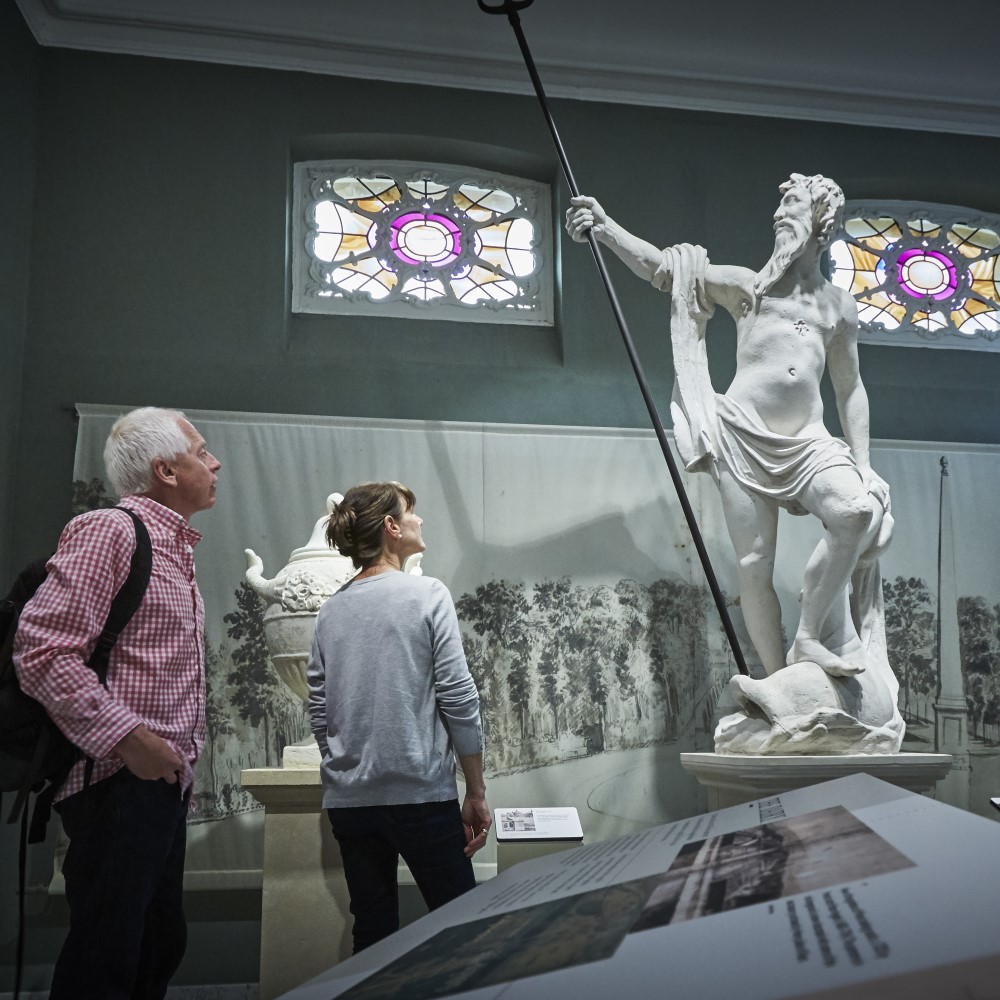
[780,173,845,248]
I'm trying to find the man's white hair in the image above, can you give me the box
[103,406,189,497]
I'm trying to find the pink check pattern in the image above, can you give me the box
[13,495,207,800]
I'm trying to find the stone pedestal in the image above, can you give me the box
[495,838,582,874]
[680,752,953,810]
[241,767,352,1000]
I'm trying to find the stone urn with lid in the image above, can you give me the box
[244,493,356,767]
[244,492,425,766]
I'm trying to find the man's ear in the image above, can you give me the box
[151,456,176,488]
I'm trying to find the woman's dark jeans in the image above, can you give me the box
[328,798,477,953]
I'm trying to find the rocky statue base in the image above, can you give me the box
[715,659,904,755]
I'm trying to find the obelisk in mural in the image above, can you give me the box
[934,456,970,809]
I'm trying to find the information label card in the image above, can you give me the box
[495,806,584,842]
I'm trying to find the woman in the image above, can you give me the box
[306,481,491,953]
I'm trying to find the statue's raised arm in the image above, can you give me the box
[565,196,752,316]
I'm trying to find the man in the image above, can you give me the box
[566,174,892,679]
[14,406,221,1000]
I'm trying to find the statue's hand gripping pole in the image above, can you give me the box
[480,0,749,676]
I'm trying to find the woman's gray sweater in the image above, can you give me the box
[307,571,484,809]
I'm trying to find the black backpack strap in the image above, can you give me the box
[6,724,52,827]
[15,801,29,999]
[86,506,152,683]
[76,506,152,796]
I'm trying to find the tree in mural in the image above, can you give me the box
[71,477,116,515]
[613,639,640,722]
[883,576,936,721]
[646,579,704,737]
[456,580,533,743]
[576,586,622,750]
[454,572,720,774]
[957,596,1000,740]
[615,580,654,723]
[203,642,235,810]
[532,578,576,738]
[461,631,499,762]
[225,581,287,766]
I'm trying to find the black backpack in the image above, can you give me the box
[0,505,152,837]
[0,506,152,999]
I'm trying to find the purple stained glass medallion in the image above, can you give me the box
[390,212,462,268]
[896,248,957,301]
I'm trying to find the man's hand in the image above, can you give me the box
[461,790,492,858]
[862,467,891,513]
[565,196,608,242]
[113,724,184,783]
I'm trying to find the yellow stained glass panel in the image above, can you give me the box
[331,258,397,300]
[846,245,883,274]
[475,219,537,278]
[451,266,517,304]
[959,311,1000,334]
[401,277,446,301]
[311,204,372,262]
[961,296,995,318]
[406,181,449,203]
[455,186,518,220]
[845,217,901,248]
[949,224,1000,255]
[907,218,940,238]
[858,302,900,329]
[911,310,947,331]
[332,177,400,210]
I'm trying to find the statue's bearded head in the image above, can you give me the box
[754,173,845,298]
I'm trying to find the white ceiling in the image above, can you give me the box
[15,0,1000,138]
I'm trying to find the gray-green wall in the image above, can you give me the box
[12,30,1000,575]
[1,0,37,582]
[6,1,1000,990]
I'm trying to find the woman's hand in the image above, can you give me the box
[461,790,492,857]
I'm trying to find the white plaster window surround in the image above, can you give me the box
[292,160,553,325]
[830,200,1000,351]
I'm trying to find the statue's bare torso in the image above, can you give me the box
[712,266,855,439]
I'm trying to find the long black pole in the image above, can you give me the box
[479,0,749,676]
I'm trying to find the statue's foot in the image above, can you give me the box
[786,637,865,677]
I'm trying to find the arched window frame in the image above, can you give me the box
[830,200,1000,351]
[291,159,553,326]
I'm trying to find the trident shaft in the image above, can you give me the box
[479,0,750,676]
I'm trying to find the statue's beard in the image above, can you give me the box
[754,219,812,298]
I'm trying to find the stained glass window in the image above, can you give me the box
[292,161,552,325]
[830,200,1000,350]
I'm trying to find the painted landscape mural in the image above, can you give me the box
[64,406,1000,882]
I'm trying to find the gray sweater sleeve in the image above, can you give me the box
[306,629,331,761]
[428,580,484,758]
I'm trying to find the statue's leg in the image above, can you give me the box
[788,467,879,676]
[717,471,784,675]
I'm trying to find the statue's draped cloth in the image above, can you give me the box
[657,243,903,753]
[715,396,858,517]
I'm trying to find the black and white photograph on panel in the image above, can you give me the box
[629,805,915,933]
[334,877,653,1000]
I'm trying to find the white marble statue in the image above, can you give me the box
[566,173,903,754]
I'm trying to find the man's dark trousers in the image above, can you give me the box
[50,769,190,1000]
